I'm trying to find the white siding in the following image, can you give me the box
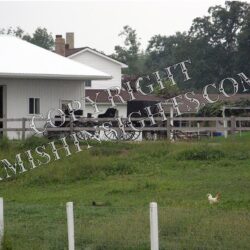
[0,78,84,139]
[70,51,122,89]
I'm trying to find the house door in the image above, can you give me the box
[0,86,3,135]
[0,86,6,137]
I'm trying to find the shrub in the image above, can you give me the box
[178,147,225,160]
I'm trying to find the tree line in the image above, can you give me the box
[113,1,250,92]
[1,1,249,92]
[0,27,54,50]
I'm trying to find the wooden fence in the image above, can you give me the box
[0,116,250,140]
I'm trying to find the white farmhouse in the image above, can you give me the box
[54,33,129,117]
[0,35,111,139]
[67,48,127,89]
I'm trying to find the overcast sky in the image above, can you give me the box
[0,0,245,54]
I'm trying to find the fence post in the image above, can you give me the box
[169,107,174,140]
[70,117,74,135]
[197,122,200,140]
[66,202,75,250]
[231,116,236,135]
[222,106,228,138]
[150,202,159,250]
[239,120,242,137]
[0,198,4,244]
[21,118,26,140]
[167,119,171,140]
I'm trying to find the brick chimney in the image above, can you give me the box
[66,32,74,49]
[55,35,65,56]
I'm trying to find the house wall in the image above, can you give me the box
[0,78,85,139]
[70,51,122,89]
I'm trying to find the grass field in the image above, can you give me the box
[0,134,249,249]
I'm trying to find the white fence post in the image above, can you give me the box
[66,202,75,250]
[197,122,200,140]
[170,106,174,140]
[0,198,4,244]
[222,106,228,138]
[150,202,159,250]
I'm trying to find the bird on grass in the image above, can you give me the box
[207,192,221,204]
[92,201,107,206]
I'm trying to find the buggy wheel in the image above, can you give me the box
[130,131,141,141]
[104,129,118,141]
[143,131,157,140]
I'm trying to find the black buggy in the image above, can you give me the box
[43,107,141,141]
[127,100,167,140]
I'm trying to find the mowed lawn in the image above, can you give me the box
[0,133,249,249]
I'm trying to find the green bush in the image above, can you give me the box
[178,147,225,160]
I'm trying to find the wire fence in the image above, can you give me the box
[2,201,250,250]
[4,202,67,249]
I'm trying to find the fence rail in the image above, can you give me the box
[1,116,250,140]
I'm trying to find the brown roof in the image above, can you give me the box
[65,46,113,59]
[65,47,87,57]
[85,90,250,114]
[85,89,163,104]
[163,93,250,113]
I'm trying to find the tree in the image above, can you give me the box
[154,80,181,99]
[0,26,54,50]
[29,27,54,50]
[145,1,250,91]
[189,1,250,85]
[0,26,29,39]
[146,32,189,67]
[237,3,250,74]
[113,25,142,75]
[197,101,224,117]
[145,32,192,89]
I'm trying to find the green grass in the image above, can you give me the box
[0,134,250,249]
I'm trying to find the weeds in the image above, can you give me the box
[0,136,10,151]
[0,134,249,249]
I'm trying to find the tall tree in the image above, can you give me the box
[145,1,250,91]
[113,25,142,75]
[146,32,190,71]
[236,3,250,74]
[145,32,193,89]
[189,1,250,85]
[29,27,54,50]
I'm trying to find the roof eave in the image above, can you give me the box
[68,48,128,68]
[0,73,112,80]
[86,102,127,105]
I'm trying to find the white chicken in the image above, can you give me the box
[207,192,221,204]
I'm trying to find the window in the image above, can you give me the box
[29,98,40,114]
[85,80,92,87]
